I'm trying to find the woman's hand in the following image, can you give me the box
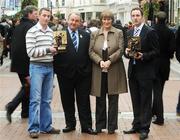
[100,61,105,68]
[104,60,111,69]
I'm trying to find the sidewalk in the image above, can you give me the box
[0,58,180,140]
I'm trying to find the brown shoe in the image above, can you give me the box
[47,127,60,134]
[29,132,39,139]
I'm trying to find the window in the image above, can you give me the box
[86,12,92,20]
[62,0,65,6]
[100,0,106,3]
[96,12,101,19]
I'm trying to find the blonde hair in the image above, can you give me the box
[100,10,114,23]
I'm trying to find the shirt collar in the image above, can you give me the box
[68,26,78,35]
[36,22,51,32]
[98,26,116,35]
[134,23,144,32]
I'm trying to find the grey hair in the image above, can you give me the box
[68,13,81,21]
[22,5,38,17]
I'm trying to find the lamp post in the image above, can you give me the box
[1,6,5,17]
[51,0,52,14]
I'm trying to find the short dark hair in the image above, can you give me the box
[156,11,167,24]
[131,7,143,16]
[22,5,38,17]
[39,8,51,15]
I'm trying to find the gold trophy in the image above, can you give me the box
[53,30,67,53]
[127,36,141,58]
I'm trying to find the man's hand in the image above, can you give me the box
[125,48,131,55]
[50,47,57,55]
[25,76,30,85]
[134,52,143,60]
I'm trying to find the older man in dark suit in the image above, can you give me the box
[123,7,159,140]
[53,13,96,135]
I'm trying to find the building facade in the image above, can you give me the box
[0,0,21,17]
[108,0,139,26]
[169,0,180,25]
[1,0,139,25]
[49,0,139,25]
[55,0,108,21]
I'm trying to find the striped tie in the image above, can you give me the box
[71,31,78,51]
[134,28,140,36]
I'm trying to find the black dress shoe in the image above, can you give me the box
[96,129,102,133]
[5,105,12,123]
[123,128,138,134]
[62,126,75,133]
[108,130,115,134]
[82,128,97,135]
[21,113,29,119]
[152,120,164,125]
[139,132,148,140]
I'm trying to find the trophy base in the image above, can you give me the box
[129,52,139,58]
[55,45,67,53]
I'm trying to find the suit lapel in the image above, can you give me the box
[129,29,134,37]
[139,25,147,41]
[77,30,83,52]
[67,29,77,52]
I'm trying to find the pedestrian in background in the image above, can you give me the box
[89,10,127,134]
[26,8,60,138]
[152,11,176,125]
[175,26,180,116]
[5,5,38,123]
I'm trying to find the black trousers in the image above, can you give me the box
[177,92,180,113]
[57,74,92,129]
[6,74,29,117]
[129,76,153,133]
[152,77,166,122]
[96,72,119,131]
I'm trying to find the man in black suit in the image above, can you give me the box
[53,13,96,135]
[5,5,38,123]
[123,7,159,140]
[176,26,180,116]
[152,11,175,125]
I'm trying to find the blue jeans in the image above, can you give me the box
[28,63,54,133]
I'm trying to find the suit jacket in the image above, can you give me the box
[176,26,180,62]
[126,24,159,79]
[53,28,92,78]
[11,17,36,75]
[153,24,176,80]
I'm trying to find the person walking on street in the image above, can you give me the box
[5,5,38,123]
[175,26,180,116]
[152,11,176,125]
